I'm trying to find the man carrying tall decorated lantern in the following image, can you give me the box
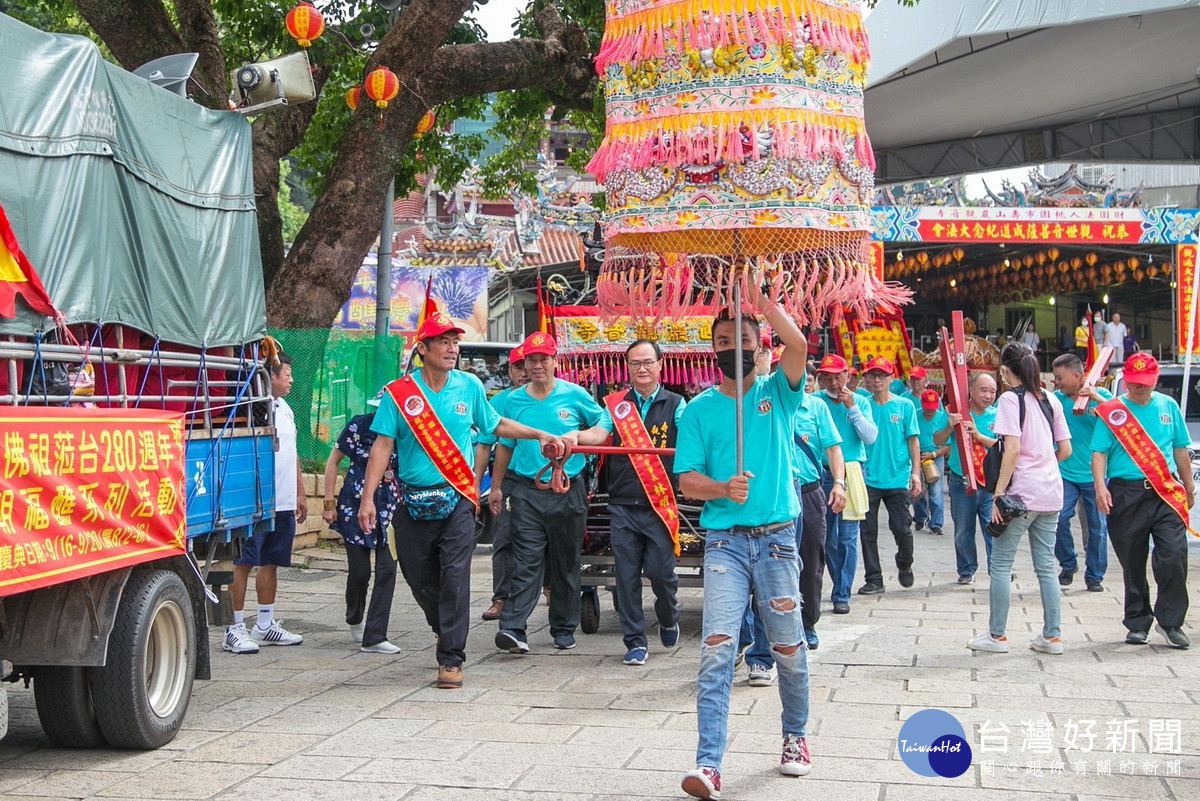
[358,313,566,690]
[1091,352,1193,649]
[674,277,814,796]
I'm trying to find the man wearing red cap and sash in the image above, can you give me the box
[1092,352,1194,649]
[492,330,606,654]
[358,314,565,689]
[473,344,528,622]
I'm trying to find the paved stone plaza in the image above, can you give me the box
[2,524,1198,800]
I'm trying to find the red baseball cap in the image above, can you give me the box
[863,356,895,376]
[817,354,849,374]
[415,311,465,341]
[1123,352,1159,386]
[921,389,941,410]
[910,366,928,379]
[522,331,557,357]
[507,344,525,364]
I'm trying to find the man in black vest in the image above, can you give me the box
[602,339,686,666]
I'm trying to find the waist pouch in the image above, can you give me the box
[403,484,459,521]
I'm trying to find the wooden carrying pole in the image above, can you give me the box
[1074,346,1114,415]
[938,312,977,495]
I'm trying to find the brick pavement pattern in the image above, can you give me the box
[2,513,1199,800]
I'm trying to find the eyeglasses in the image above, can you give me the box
[628,359,659,371]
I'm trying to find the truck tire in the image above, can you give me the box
[90,570,196,749]
[33,667,106,748]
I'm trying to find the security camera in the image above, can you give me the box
[360,23,375,38]
[231,51,317,114]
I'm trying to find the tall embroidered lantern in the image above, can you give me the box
[587,0,908,325]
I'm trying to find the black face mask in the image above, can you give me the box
[716,347,757,380]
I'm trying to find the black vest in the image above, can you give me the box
[605,387,683,506]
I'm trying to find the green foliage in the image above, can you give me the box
[1,0,110,55]
[278,159,309,243]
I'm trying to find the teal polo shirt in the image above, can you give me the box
[500,379,604,479]
[814,390,875,463]
[854,386,872,399]
[476,386,516,447]
[674,369,805,530]
[864,394,919,490]
[1053,387,1112,484]
[947,405,998,477]
[792,394,841,484]
[1091,391,1189,481]
[917,406,950,452]
[371,369,500,487]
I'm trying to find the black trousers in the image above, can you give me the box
[499,477,587,639]
[1107,482,1190,631]
[609,503,680,650]
[861,486,914,585]
[344,539,397,648]
[491,476,517,602]
[393,498,476,667]
[800,482,828,630]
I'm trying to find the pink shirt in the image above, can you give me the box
[992,390,1071,512]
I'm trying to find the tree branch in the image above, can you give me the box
[426,5,595,112]
[72,0,185,71]
[174,0,227,107]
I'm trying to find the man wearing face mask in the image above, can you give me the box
[675,275,814,797]
[813,354,876,615]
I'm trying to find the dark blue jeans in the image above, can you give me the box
[948,472,994,578]
[1054,479,1108,583]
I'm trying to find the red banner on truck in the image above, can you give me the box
[0,408,187,597]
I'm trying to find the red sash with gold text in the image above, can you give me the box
[386,376,477,508]
[605,391,681,556]
[1096,398,1196,535]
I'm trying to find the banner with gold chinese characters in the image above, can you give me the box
[0,408,187,597]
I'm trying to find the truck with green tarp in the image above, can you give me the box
[0,13,275,748]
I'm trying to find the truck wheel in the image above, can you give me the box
[90,570,196,749]
[580,588,600,635]
[34,667,107,748]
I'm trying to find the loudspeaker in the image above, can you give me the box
[359,23,376,38]
[232,50,316,109]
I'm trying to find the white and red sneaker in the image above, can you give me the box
[681,766,721,799]
[780,734,812,776]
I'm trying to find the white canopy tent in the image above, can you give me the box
[865,0,1200,184]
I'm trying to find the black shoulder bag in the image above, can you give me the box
[981,387,1055,494]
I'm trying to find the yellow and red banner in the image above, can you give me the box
[1175,244,1200,358]
[0,408,186,597]
[0,203,58,319]
[1095,398,1197,536]
[386,376,477,507]
[604,392,681,556]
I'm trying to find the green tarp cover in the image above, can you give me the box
[0,13,266,347]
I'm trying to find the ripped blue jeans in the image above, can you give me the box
[696,525,809,771]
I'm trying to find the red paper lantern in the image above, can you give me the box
[414,109,437,138]
[345,86,362,111]
[365,67,400,109]
[286,3,325,48]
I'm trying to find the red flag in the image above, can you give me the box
[0,204,58,319]
[536,276,552,335]
[415,273,437,330]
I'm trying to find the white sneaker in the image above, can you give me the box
[747,664,777,686]
[1030,635,1064,655]
[967,632,1009,653]
[250,619,303,646]
[349,622,365,643]
[361,640,401,654]
[222,623,260,654]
